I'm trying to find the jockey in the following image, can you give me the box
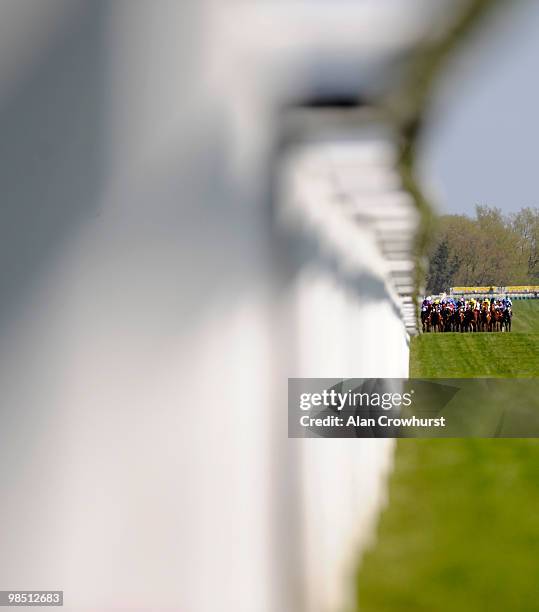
[504,296,513,308]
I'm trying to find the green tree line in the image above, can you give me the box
[426,206,539,294]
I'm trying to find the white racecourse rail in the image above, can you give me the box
[0,1,441,611]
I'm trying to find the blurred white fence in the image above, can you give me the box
[0,1,443,610]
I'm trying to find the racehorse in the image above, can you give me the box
[455,306,466,332]
[479,304,491,332]
[462,306,475,332]
[471,307,479,332]
[421,304,432,333]
[491,306,503,332]
[430,304,442,332]
[441,305,454,332]
[502,307,512,332]
[453,310,459,332]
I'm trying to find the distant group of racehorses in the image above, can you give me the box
[421,303,512,333]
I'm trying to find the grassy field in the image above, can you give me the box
[411,333,539,377]
[357,300,539,612]
[511,300,539,332]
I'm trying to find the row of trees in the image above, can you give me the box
[426,206,539,294]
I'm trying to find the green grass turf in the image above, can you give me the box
[511,300,539,333]
[356,300,539,612]
[410,333,539,377]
